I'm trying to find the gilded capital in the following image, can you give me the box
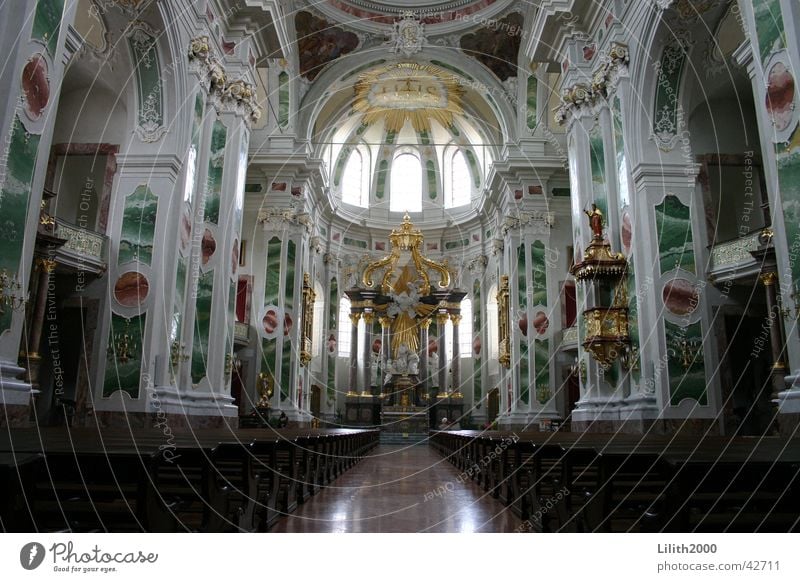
[450,314,462,325]
[349,312,361,326]
[760,272,778,286]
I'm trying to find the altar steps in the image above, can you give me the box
[379,432,429,446]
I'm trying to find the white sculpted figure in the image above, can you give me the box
[429,351,439,385]
[391,343,410,375]
[408,350,419,375]
[387,282,420,319]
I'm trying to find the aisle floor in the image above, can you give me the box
[272,444,522,533]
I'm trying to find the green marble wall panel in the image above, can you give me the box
[281,240,296,402]
[328,277,338,329]
[203,120,227,225]
[376,160,388,200]
[343,237,367,249]
[444,239,468,250]
[754,0,785,63]
[655,195,695,274]
[666,320,706,405]
[526,74,538,130]
[333,146,352,187]
[778,127,800,292]
[472,279,482,404]
[279,339,291,402]
[653,44,686,149]
[520,340,529,405]
[103,313,145,398]
[464,149,480,188]
[261,337,277,393]
[185,93,204,207]
[278,72,289,128]
[534,338,550,403]
[531,240,547,306]
[32,0,64,56]
[426,160,437,200]
[128,26,164,139]
[118,185,158,265]
[264,237,281,304]
[626,259,641,383]
[0,117,40,333]
[191,270,214,383]
[170,256,187,344]
[612,97,631,208]
[517,244,529,405]
[284,240,296,312]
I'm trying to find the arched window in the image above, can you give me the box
[337,297,366,360]
[342,145,370,207]
[337,297,352,357]
[444,147,472,209]
[312,282,325,359]
[390,152,422,212]
[445,299,473,361]
[487,285,499,373]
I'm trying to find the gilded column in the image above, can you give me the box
[22,257,57,388]
[760,272,788,402]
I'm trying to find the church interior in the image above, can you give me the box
[0,0,799,533]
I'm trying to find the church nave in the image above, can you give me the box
[272,444,520,533]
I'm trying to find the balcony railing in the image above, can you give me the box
[707,229,771,281]
[52,218,108,274]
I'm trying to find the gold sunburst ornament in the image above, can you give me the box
[353,62,465,133]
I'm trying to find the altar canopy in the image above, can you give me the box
[344,214,466,406]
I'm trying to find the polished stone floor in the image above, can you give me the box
[272,444,521,533]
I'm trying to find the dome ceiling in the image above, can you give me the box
[315,0,512,28]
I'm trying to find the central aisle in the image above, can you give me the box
[272,444,522,533]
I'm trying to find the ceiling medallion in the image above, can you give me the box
[353,62,464,132]
[388,11,426,57]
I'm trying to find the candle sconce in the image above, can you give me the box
[536,383,551,404]
[170,339,190,367]
[257,372,274,408]
[108,318,137,364]
[0,270,27,314]
[620,344,640,372]
[668,339,703,370]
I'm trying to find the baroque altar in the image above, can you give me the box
[343,214,465,430]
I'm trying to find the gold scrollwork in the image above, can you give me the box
[497,275,511,368]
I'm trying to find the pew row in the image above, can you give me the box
[430,430,800,533]
[0,428,379,532]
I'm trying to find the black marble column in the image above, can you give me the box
[348,312,360,395]
[362,311,373,395]
[437,312,449,395]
